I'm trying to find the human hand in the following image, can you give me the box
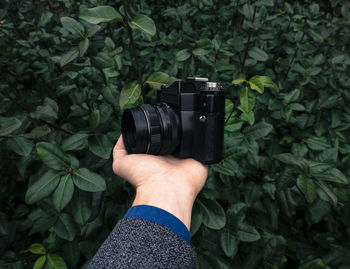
[112,135,208,229]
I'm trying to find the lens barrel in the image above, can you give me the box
[121,103,179,155]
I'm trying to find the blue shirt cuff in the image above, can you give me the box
[124,205,190,243]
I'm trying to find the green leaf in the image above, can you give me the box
[297,175,317,203]
[61,133,89,151]
[220,230,238,257]
[60,47,79,67]
[225,121,244,132]
[120,83,141,109]
[130,15,156,36]
[6,137,33,156]
[232,78,247,85]
[248,75,274,94]
[315,180,337,205]
[302,258,326,269]
[33,256,46,269]
[284,89,300,104]
[79,38,89,56]
[145,72,174,89]
[273,153,308,169]
[30,98,59,122]
[37,142,72,170]
[73,168,106,192]
[46,254,67,269]
[25,170,62,204]
[102,86,119,106]
[248,77,264,94]
[88,134,113,159]
[190,202,202,236]
[238,87,255,113]
[79,6,123,24]
[192,48,208,56]
[243,121,273,140]
[62,242,80,268]
[72,190,92,225]
[240,111,255,125]
[28,243,46,255]
[236,223,260,242]
[0,117,22,136]
[310,200,330,223]
[175,49,191,62]
[305,137,330,151]
[198,198,226,230]
[313,168,348,184]
[61,17,84,36]
[89,109,100,130]
[0,213,8,236]
[248,47,268,62]
[24,125,51,139]
[54,213,77,241]
[87,24,101,37]
[52,174,74,212]
[308,30,324,43]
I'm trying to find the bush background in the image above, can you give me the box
[1,0,350,268]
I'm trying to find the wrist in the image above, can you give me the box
[132,181,197,230]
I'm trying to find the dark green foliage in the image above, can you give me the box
[0,0,350,268]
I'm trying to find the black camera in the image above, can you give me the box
[121,77,225,164]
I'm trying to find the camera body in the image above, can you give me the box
[121,77,225,164]
[158,77,225,164]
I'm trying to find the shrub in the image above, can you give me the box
[0,0,349,268]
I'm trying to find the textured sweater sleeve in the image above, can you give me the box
[88,206,197,269]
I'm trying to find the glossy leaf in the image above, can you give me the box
[120,83,141,109]
[33,256,46,269]
[6,137,33,156]
[88,134,113,159]
[46,254,67,269]
[145,72,174,89]
[198,198,226,230]
[73,168,106,192]
[248,47,268,62]
[238,87,255,113]
[297,175,317,203]
[52,174,74,211]
[236,223,260,242]
[220,230,238,257]
[25,170,62,204]
[130,15,156,36]
[28,243,46,255]
[61,133,89,151]
[175,49,191,62]
[61,17,84,36]
[79,6,122,24]
[0,117,22,136]
[36,142,71,170]
[54,213,77,241]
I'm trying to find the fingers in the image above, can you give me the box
[113,135,128,175]
[113,135,127,159]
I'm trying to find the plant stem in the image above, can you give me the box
[240,6,257,75]
[121,0,144,99]
[2,93,74,135]
[283,32,306,81]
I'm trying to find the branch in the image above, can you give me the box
[2,93,74,135]
[121,0,144,99]
[283,32,306,81]
[240,6,257,75]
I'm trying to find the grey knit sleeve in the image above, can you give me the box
[88,218,197,269]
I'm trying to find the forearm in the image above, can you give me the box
[132,182,196,230]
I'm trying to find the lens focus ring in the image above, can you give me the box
[139,104,162,154]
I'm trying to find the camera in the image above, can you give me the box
[121,77,225,164]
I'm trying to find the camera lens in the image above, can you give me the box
[121,103,179,155]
